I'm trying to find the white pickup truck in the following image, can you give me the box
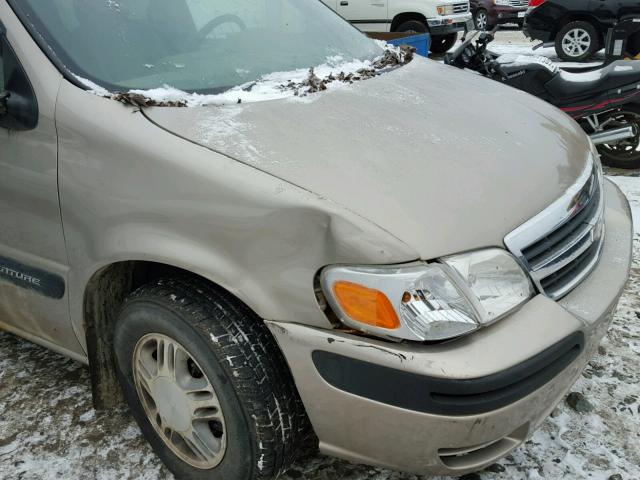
[322,0,472,53]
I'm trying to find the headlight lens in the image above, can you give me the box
[494,0,510,5]
[321,249,533,342]
[442,249,534,323]
[437,4,454,15]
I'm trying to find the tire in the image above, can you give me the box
[474,9,490,31]
[555,20,599,62]
[430,33,458,54]
[595,104,640,169]
[395,19,428,34]
[113,276,313,480]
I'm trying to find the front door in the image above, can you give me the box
[0,4,81,356]
[337,0,390,32]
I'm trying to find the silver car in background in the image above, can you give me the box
[0,0,632,479]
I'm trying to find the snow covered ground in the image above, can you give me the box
[1,31,639,480]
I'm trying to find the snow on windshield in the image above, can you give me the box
[76,43,415,108]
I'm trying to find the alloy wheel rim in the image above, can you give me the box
[133,333,227,469]
[562,28,591,57]
[476,12,487,30]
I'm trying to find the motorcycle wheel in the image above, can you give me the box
[596,105,640,169]
[430,33,458,54]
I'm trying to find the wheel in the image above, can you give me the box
[395,19,428,34]
[555,21,599,62]
[113,276,312,480]
[596,105,640,169]
[474,9,490,31]
[429,33,458,54]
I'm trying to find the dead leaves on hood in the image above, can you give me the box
[109,45,416,107]
[282,45,416,97]
[111,92,187,108]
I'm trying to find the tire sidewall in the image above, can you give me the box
[396,19,428,34]
[556,21,599,62]
[597,105,640,169]
[599,150,640,169]
[114,300,256,480]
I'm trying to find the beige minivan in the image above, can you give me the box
[0,0,633,479]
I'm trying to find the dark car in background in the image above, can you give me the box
[525,0,640,61]
[471,0,528,30]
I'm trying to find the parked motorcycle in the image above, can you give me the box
[444,27,640,168]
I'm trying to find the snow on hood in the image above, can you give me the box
[76,42,414,107]
[144,58,592,259]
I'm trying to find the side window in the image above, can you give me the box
[0,29,38,131]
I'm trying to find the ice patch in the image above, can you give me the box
[192,105,262,163]
[79,410,96,423]
[74,75,110,97]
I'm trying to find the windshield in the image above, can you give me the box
[11,0,382,94]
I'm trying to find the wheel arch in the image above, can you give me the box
[390,12,428,32]
[82,260,285,410]
[553,14,606,44]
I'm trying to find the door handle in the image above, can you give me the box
[340,1,348,5]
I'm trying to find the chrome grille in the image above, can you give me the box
[504,156,604,300]
[453,3,469,13]
[509,0,528,7]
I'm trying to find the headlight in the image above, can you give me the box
[320,248,533,342]
[494,0,510,5]
[437,4,454,15]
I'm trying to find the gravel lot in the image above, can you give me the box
[1,31,639,480]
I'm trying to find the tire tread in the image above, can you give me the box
[122,276,314,479]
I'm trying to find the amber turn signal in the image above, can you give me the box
[332,281,400,330]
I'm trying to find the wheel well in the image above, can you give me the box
[390,12,427,32]
[83,260,237,409]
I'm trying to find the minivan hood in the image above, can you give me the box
[144,58,591,259]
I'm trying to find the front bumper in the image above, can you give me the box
[523,17,553,42]
[266,179,632,476]
[428,13,472,35]
[491,6,527,25]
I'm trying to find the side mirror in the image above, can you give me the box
[0,21,38,131]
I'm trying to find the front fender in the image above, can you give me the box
[55,80,418,353]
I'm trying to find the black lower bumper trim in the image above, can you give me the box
[429,24,466,35]
[312,332,584,415]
